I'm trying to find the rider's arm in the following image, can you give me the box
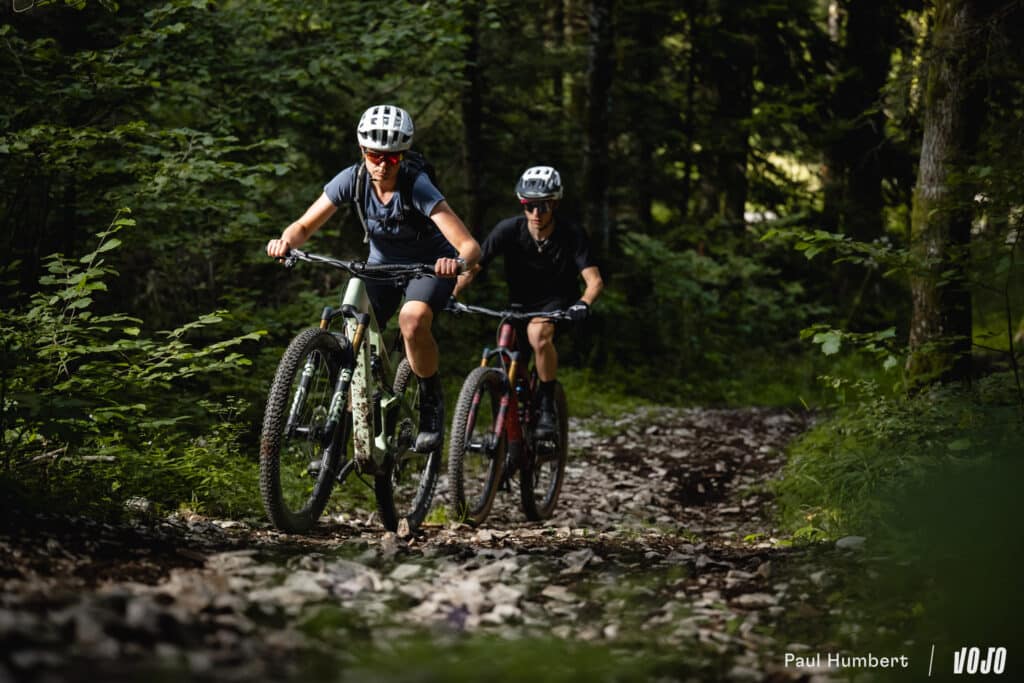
[578,265,604,306]
[267,193,338,257]
[453,217,510,295]
[430,201,481,270]
[453,264,482,297]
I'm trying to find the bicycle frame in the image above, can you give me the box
[479,321,528,449]
[310,271,412,468]
[344,277,409,464]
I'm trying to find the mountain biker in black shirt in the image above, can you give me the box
[454,166,603,439]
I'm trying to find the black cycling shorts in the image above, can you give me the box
[365,274,456,328]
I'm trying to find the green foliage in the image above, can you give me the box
[853,441,1024,655]
[800,324,901,371]
[774,371,1023,540]
[1,217,265,516]
[557,367,653,419]
[597,230,830,405]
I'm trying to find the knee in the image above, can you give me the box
[529,329,554,353]
[399,306,433,339]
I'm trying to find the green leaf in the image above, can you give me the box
[813,331,842,356]
[96,239,122,253]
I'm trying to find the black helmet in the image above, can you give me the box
[515,166,563,200]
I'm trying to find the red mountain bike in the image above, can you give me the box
[445,302,571,525]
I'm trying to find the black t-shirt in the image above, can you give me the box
[479,216,597,308]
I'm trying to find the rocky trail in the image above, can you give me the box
[2,406,871,683]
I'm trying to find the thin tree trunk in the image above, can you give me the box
[679,8,697,223]
[693,7,753,233]
[583,0,614,254]
[552,1,565,109]
[460,0,484,235]
[824,0,900,324]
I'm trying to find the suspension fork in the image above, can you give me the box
[286,306,344,435]
[322,306,368,444]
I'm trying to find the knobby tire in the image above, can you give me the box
[520,381,568,520]
[374,357,441,532]
[259,328,353,533]
[448,366,507,525]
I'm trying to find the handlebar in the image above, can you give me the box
[280,249,465,279]
[445,300,572,322]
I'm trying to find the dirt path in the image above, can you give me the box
[2,406,852,682]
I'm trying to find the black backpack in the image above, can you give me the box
[353,150,441,243]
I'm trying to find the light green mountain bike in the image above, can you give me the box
[259,249,443,534]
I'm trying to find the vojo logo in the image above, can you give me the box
[953,647,1007,675]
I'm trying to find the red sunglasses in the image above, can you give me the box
[363,149,403,166]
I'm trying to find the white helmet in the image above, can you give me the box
[356,105,414,151]
[515,166,563,200]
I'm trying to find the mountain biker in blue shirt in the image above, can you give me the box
[267,105,480,451]
[454,166,603,440]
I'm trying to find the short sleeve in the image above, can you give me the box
[573,226,597,272]
[479,218,518,268]
[323,165,358,207]
[410,173,445,219]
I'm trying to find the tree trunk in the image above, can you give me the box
[693,7,754,234]
[823,0,901,323]
[907,0,994,385]
[551,1,565,109]
[583,0,614,254]
[460,0,484,236]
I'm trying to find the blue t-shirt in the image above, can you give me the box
[324,163,457,264]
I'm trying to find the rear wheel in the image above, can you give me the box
[520,381,568,521]
[448,366,507,525]
[260,328,353,533]
[375,358,441,532]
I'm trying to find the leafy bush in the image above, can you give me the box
[774,371,1023,540]
[1,213,265,517]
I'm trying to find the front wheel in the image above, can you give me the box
[259,328,353,533]
[520,381,568,521]
[448,366,507,526]
[375,358,441,533]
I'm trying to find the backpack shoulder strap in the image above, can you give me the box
[398,151,438,238]
[353,162,370,244]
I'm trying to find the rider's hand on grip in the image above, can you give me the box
[567,300,590,322]
[267,238,292,259]
[433,257,464,278]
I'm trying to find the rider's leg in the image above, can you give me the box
[399,271,455,452]
[399,300,444,451]
[527,319,558,440]
[527,318,558,381]
[399,300,439,377]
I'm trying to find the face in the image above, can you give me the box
[362,147,402,181]
[521,199,555,232]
